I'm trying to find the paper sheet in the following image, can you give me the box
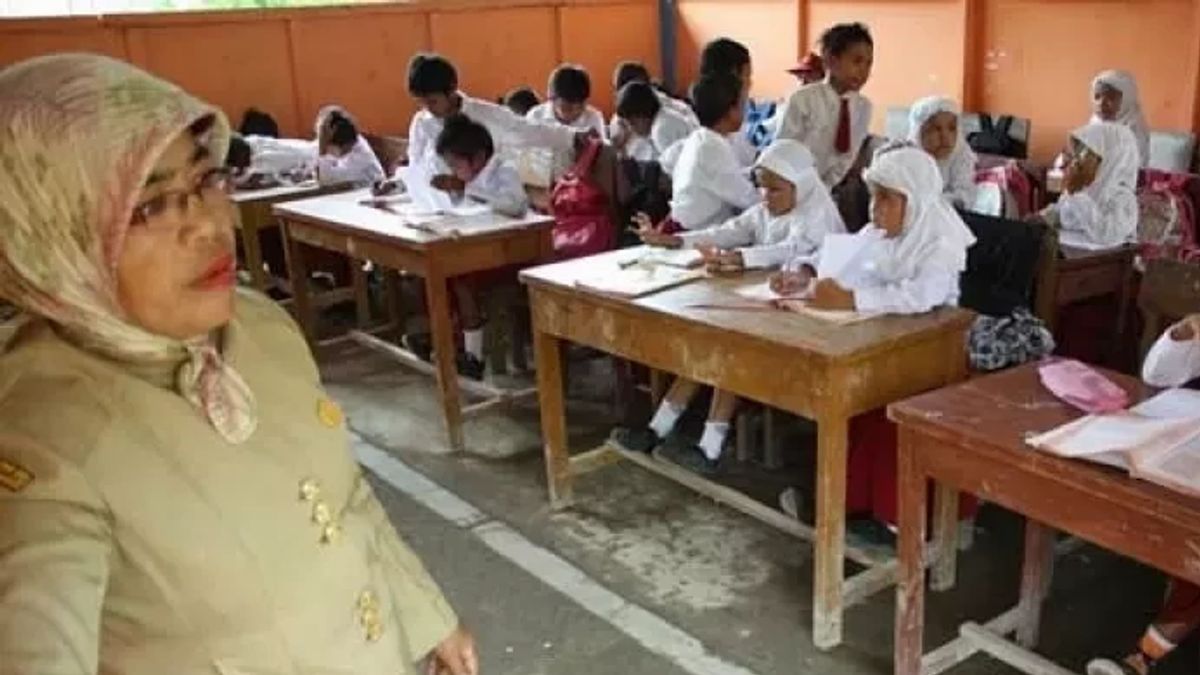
[398,163,454,213]
[816,231,878,283]
[733,280,811,303]
[575,265,705,299]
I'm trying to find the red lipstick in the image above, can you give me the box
[193,253,236,290]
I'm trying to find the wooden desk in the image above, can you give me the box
[889,364,1200,675]
[232,181,349,293]
[1035,243,1137,349]
[275,189,555,451]
[521,250,976,650]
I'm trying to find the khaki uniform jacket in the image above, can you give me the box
[0,291,458,674]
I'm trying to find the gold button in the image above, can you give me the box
[319,522,341,545]
[357,590,378,611]
[365,617,383,642]
[311,501,332,526]
[317,399,344,428]
[298,478,320,502]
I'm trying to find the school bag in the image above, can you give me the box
[974,160,1038,219]
[1136,168,1200,265]
[744,98,778,152]
[550,137,617,260]
[967,115,1027,160]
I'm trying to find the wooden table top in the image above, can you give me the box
[272,188,555,249]
[231,181,325,204]
[889,363,1200,520]
[521,249,975,362]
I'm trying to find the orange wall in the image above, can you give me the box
[0,1,658,138]
[676,0,800,101]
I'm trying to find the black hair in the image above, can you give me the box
[613,61,652,90]
[407,53,458,96]
[435,114,495,161]
[689,72,742,128]
[239,107,279,138]
[226,133,252,171]
[548,64,591,103]
[616,82,662,121]
[819,22,873,58]
[699,38,751,77]
[325,109,359,148]
[504,86,540,115]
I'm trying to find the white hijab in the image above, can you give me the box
[863,146,977,281]
[1090,70,1150,167]
[1069,121,1140,205]
[907,96,978,200]
[754,139,846,233]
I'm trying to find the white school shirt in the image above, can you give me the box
[245,136,316,177]
[315,135,385,187]
[1044,190,1139,250]
[669,127,761,230]
[677,200,843,269]
[461,155,529,218]
[406,93,576,174]
[774,81,873,188]
[1142,324,1200,387]
[526,101,608,139]
[658,90,699,126]
[611,107,696,162]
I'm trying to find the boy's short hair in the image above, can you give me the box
[689,72,742,128]
[616,82,662,120]
[548,64,591,103]
[239,108,279,138]
[503,87,540,115]
[325,109,359,148]
[226,133,252,171]
[436,114,495,160]
[613,61,652,90]
[407,53,458,96]
[699,38,751,77]
[820,22,873,58]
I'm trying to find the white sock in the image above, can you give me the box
[648,401,684,439]
[463,329,484,360]
[698,421,730,461]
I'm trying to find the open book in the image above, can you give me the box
[711,281,877,325]
[1027,388,1200,498]
[575,264,705,299]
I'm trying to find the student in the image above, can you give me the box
[773,145,976,530]
[774,22,875,228]
[406,53,577,175]
[238,107,280,138]
[651,72,760,232]
[1091,70,1150,168]
[612,60,699,126]
[698,37,759,167]
[527,64,607,138]
[1087,314,1200,675]
[1037,122,1139,250]
[503,86,540,116]
[226,133,317,188]
[611,81,695,162]
[313,105,385,187]
[908,96,978,209]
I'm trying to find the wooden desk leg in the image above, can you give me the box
[242,217,269,293]
[533,325,572,508]
[284,226,316,346]
[1111,261,1136,366]
[352,261,371,329]
[1015,519,1055,649]
[426,272,465,452]
[814,411,849,650]
[649,369,669,407]
[895,427,928,675]
[930,483,961,592]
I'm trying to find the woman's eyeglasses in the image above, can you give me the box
[129,167,232,229]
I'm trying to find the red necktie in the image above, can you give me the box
[835,96,851,154]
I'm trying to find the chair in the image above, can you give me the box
[363,133,408,176]
[1148,131,1197,174]
[1137,258,1200,360]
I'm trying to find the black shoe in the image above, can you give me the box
[846,518,897,552]
[652,441,719,476]
[609,426,661,454]
[402,333,432,363]
[456,352,485,381]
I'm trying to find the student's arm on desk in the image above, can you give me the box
[853,268,958,315]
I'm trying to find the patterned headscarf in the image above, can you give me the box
[0,53,257,444]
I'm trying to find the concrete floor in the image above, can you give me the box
[319,340,1197,675]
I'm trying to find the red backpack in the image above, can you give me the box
[1137,168,1199,265]
[550,138,616,260]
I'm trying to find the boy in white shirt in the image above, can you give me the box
[647,72,759,232]
[526,64,607,138]
[314,106,385,187]
[774,22,875,229]
[610,61,699,128]
[406,53,579,178]
[226,134,316,189]
[610,81,695,163]
[698,38,759,168]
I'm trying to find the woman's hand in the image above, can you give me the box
[427,626,479,675]
[431,175,466,193]
[769,267,814,296]
[808,278,855,310]
[1170,314,1200,341]
[632,212,681,248]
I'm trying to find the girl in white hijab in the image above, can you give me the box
[1040,122,1140,250]
[624,139,847,474]
[908,96,978,210]
[1091,70,1150,168]
[637,138,846,269]
[774,143,976,314]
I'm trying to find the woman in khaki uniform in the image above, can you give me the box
[0,54,477,675]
